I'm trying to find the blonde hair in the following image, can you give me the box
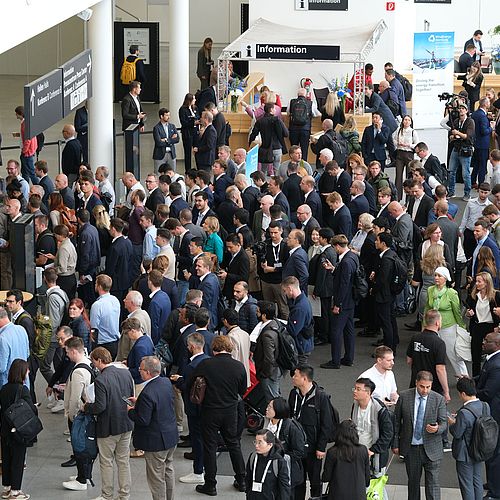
[324,92,340,116]
[93,205,111,230]
[358,213,374,231]
[341,115,358,133]
[421,244,445,276]
[204,216,220,234]
[471,272,496,301]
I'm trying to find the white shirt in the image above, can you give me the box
[234,295,248,313]
[130,93,141,118]
[486,350,500,361]
[356,400,373,449]
[289,246,300,256]
[360,365,398,402]
[199,272,210,282]
[412,392,427,445]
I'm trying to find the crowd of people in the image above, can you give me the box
[1,37,500,500]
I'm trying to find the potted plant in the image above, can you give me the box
[489,25,500,75]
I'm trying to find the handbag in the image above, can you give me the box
[458,144,474,157]
[190,376,207,404]
[455,325,472,362]
[366,453,394,500]
[4,386,43,445]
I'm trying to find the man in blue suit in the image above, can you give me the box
[212,159,234,209]
[348,180,370,235]
[194,111,217,172]
[128,356,178,500]
[449,376,492,500]
[471,97,494,186]
[385,69,407,116]
[320,235,359,369]
[361,112,391,170]
[152,108,179,173]
[193,255,220,330]
[472,219,500,279]
[283,229,309,295]
[147,270,172,345]
[300,175,322,225]
[172,332,210,484]
[476,331,500,500]
[326,192,353,241]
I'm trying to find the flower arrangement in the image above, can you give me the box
[228,78,245,112]
[321,73,352,110]
[490,25,500,74]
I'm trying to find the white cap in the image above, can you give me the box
[434,266,451,282]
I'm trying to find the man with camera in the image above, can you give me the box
[447,103,475,201]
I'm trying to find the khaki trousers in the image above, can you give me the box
[97,431,132,500]
[261,280,289,320]
[144,447,176,500]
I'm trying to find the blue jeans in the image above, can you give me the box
[177,280,189,306]
[259,367,282,403]
[448,149,471,197]
[20,154,38,185]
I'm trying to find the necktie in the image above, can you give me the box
[414,396,425,441]
[196,213,203,225]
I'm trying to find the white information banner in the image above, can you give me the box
[412,32,454,129]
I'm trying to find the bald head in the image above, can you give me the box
[260,195,274,215]
[297,88,307,97]
[62,124,76,139]
[55,173,69,189]
[483,331,500,355]
[234,173,248,190]
[233,148,246,166]
[379,80,389,92]
[322,119,333,131]
[122,172,137,188]
[388,201,404,217]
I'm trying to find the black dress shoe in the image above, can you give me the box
[184,452,195,460]
[340,359,353,367]
[233,480,246,492]
[180,434,191,441]
[195,484,217,496]
[177,440,192,448]
[320,361,340,369]
[61,457,77,467]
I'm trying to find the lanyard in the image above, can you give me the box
[272,243,280,262]
[294,392,308,420]
[275,419,283,439]
[252,454,272,483]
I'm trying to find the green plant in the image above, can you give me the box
[489,25,500,36]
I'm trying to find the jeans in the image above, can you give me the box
[259,366,282,403]
[272,149,282,174]
[448,149,471,197]
[20,154,38,185]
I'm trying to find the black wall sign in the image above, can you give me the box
[255,44,340,61]
[24,69,63,139]
[296,0,348,10]
[61,49,93,116]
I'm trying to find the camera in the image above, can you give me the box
[251,240,267,260]
[438,92,454,101]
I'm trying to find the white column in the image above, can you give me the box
[169,0,189,162]
[88,0,114,175]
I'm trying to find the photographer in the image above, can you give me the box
[447,103,475,201]
[257,221,290,320]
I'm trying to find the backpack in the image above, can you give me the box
[353,264,369,303]
[291,99,309,126]
[31,314,53,361]
[190,376,207,404]
[71,412,98,485]
[399,75,413,101]
[463,402,499,462]
[314,388,340,443]
[386,97,400,118]
[100,191,113,213]
[271,452,292,485]
[4,385,43,446]
[271,320,299,372]
[432,162,449,187]
[154,339,173,374]
[59,207,78,236]
[387,253,408,295]
[328,131,349,168]
[36,132,45,155]
[70,362,98,384]
[120,57,138,85]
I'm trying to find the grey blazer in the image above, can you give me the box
[393,388,447,461]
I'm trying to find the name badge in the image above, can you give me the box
[252,482,263,492]
[274,263,282,269]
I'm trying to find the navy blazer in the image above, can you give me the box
[152,121,179,160]
[197,273,220,329]
[305,190,323,225]
[128,376,178,452]
[39,175,55,207]
[476,350,500,423]
[283,174,303,216]
[61,138,83,175]
[348,195,370,235]
[213,173,234,208]
[334,170,352,205]
[194,124,217,168]
[148,290,171,346]
[145,187,165,215]
[169,196,189,220]
[282,247,309,294]
[222,249,250,300]
[76,222,101,275]
[332,250,358,311]
[361,124,391,162]
[192,207,217,226]
[75,193,102,226]
[330,204,353,241]
[174,329,214,377]
[364,181,377,215]
[178,353,210,417]
[105,235,133,291]
[471,109,492,150]
[274,191,291,220]
[473,235,500,276]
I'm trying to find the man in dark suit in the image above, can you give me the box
[310,119,336,169]
[459,44,476,73]
[472,219,500,276]
[121,80,146,131]
[205,102,227,148]
[152,108,179,172]
[233,209,254,248]
[196,85,216,115]
[373,232,399,352]
[220,234,249,301]
[128,356,178,499]
[415,143,445,183]
[192,191,216,227]
[326,192,353,241]
[407,180,435,228]
[85,347,134,500]
[145,174,165,215]
[105,218,133,304]
[74,102,88,162]
[147,270,172,346]
[330,160,351,205]
[194,111,217,171]
[320,235,359,369]
[168,182,189,220]
[364,85,398,134]
[435,200,459,268]
[193,255,220,330]
[352,164,376,215]
[268,176,291,220]
[296,204,320,250]
[172,333,210,484]
[283,162,304,220]
[212,159,234,209]
[300,175,323,225]
[234,174,260,224]
[61,124,82,185]
[392,371,447,500]
[361,112,391,170]
[348,180,370,235]
[179,209,206,242]
[34,160,55,206]
[476,331,500,500]
[283,229,309,295]
[464,30,484,61]
[471,97,493,186]
[75,170,102,227]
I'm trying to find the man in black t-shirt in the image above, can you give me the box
[406,309,450,403]
[34,214,56,267]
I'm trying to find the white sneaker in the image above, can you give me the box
[46,400,56,409]
[179,472,204,484]
[63,429,71,436]
[62,479,87,491]
[50,400,65,413]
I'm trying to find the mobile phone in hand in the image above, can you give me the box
[122,396,134,407]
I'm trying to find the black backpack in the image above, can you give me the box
[400,75,413,101]
[100,191,113,213]
[271,320,299,371]
[386,97,400,118]
[291,99,309,126]
[353,264,369,303]
[330,131,349,168]
[432,162,449,187]
[4,386,43,445]
[387,253,408,295]
[314,388,340,443]
[463,402,499,462]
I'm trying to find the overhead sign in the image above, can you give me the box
[61,49,92,116]
[24,69,63,139]
[295,0,348,10]
[241,43,340,61]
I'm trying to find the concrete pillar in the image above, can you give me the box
[168,0,189,164]
[88,0,114,175]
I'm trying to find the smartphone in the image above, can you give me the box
[122,396,134,407]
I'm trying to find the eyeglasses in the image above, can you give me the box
[253,440,268,446]
[139,367,148,372]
